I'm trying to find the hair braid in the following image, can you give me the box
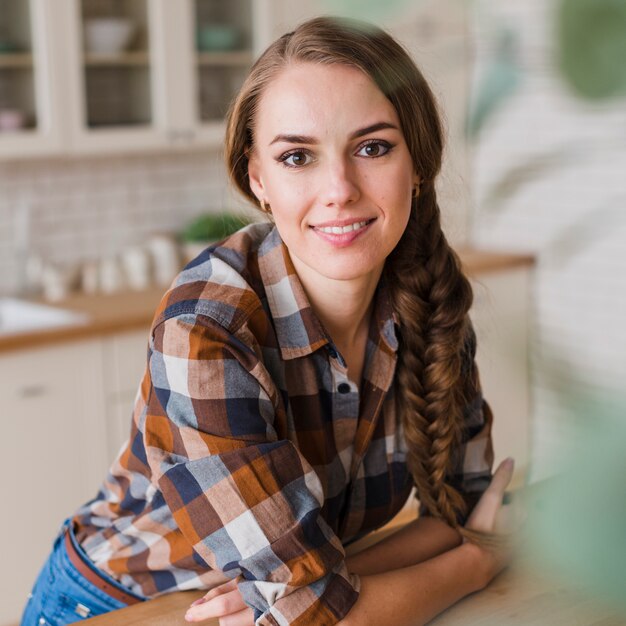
[386,180,474,528]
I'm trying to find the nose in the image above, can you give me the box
[319,158,360,207]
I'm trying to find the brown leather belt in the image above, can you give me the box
[63,528,142,606]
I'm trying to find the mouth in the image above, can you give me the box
[310,218,376,235]
[309,218,376,247]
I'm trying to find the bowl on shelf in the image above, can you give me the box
[84,17,135,55]
[197,25,239,52]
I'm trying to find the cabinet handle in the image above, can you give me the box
[18,384,48,399]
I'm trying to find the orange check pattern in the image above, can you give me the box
[73,223,494,625]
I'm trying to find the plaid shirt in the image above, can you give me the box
[74,222,494,625]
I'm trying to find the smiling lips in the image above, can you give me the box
[310,218,376,246]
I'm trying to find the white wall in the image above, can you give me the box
[469,0,626,480]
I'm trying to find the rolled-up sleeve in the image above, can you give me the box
[145,311,359,625]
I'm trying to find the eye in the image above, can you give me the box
[278,150,314,168]
[356,140,393,158]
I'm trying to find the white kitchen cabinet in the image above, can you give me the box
[61,0,169,154]
[470,267,532,489]
[0,339,108,626]
[65,0,273,154]
[0,0,271,160]
[0,0,65,158]
[0,329,149,626]
[101,329,150,461]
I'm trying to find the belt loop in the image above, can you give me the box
[53,517,72,548]
[62,529,142,606]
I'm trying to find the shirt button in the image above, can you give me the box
[337,383,351,394]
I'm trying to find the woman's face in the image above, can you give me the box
[248,62,419,284]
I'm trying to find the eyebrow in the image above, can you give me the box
[269,121,399,146]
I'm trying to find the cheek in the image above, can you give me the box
[266,174,311,205]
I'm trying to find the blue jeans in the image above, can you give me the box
[20,520,145,626]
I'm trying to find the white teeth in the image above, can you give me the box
[318,220,370,234]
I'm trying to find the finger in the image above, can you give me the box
[186,588,247,622]
[190,578,239,607]
[218,607,255,626]
[487,458,515,496]
[467,458,515,530]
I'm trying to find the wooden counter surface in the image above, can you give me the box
[82,480,624,626]
[0,287,165,354]
[0,247,534,354]
[83,524,625,626]
[82,561,626,626]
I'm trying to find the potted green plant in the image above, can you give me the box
[180,212,251,262]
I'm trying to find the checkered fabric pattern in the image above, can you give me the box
[74,222,494,625]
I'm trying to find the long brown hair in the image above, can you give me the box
[224,16,478,528]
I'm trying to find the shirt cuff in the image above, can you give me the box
[246,564,360,626]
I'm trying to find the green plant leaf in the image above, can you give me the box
[319,0,414,22]
[557,0,626,100]
[181,213,249,242]
[466,27,522,139]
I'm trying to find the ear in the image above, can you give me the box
[247,151,265,203]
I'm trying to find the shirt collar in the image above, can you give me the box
[374,275,400,354]
[258,225,399,360]
[258,226,330,360]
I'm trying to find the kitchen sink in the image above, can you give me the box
[0,297,88,336]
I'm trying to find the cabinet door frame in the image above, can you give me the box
[190,0,272,148]
[0,0,65,159]
[61,0,173,155]
[0,339,109,625]
[1,0,273,159]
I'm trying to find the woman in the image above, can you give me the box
[22,16,518,626]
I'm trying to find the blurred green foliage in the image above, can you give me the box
[467,0,626,140]
[181,212,249,242]
[465,27,521,140]
[558,0,626,99]
[319,0,412,22]
[526,391,626,613]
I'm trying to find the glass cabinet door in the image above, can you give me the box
[0,0,37,134]
[79,0,152,129]
[193,0,253,125]
[0,0,63,157]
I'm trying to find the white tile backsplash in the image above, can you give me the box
[0,150,250,296]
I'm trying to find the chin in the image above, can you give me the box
[310,260,382,282]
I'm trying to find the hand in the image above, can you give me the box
[462,457,527,584]
[185,577,254,625]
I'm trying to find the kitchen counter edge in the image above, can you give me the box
[0,248,535,354]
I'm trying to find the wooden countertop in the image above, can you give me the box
[82,481,625,626]
[0,287,165,353]
[0,247,534,354]
[456,247,535,277]
[82,562,626,626]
